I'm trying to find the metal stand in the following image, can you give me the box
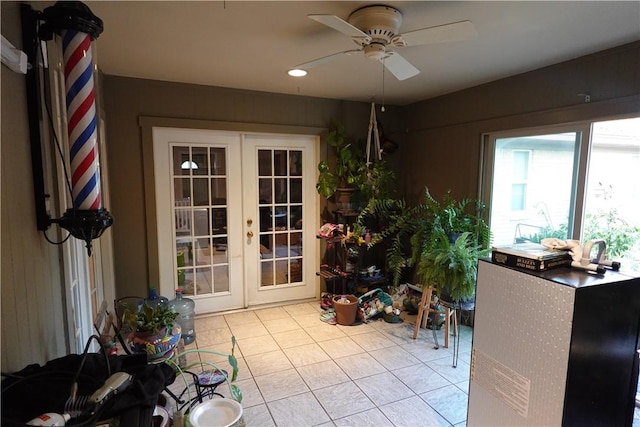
[440,299,461,368]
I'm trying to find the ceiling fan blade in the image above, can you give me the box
[397,20,477,47]
[308,14,371,42]
[383,51,420,81]
[294,49,361,70]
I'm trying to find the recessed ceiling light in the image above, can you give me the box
[288,69,307,77]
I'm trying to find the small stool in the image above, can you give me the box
[171,368,228,412]
[412,286,440,348]
[194,369,228,402]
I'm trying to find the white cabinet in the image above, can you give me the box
[468,260,640,427]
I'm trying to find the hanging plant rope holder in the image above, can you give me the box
[366,101,383,171]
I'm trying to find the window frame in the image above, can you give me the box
[480,122,593,241]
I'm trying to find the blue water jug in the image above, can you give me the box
[145,286,169,309]
[169,288,196,345]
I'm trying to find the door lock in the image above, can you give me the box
[247,219,253,226]
[247,231,254,238]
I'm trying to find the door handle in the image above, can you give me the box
[247,231,254,238]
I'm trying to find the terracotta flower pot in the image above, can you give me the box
[332,295,358,325]
[335,187,356,212]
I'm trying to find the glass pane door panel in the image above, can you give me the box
[175,208,190,235]
[174,178,191,202]
[289,151,302,176]
[213,266,229,292]
[195,238,212,264]
[257,148,305,289]
[192,147,208,176]
[275,260,288,285]
[583,117,640,271]
[173,146,191,176]
[212,208,226,234]
[213,237,228,258]
[193,179,208,206]
[275,178,287,203]
[274,150,287,176]
[195,267,211,293]
[211,178,226,203]
[290,206,302,227]
[176,239,194,267]
[489,132,579,245]
[290,179,302,203]
[259,179,272,203]
[261,262,274,286]
[210,148,226,175]
[258,150,272,176]
[290,259,303,282]
[172,144,230,297]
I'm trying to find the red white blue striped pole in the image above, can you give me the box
[41,1,112,256]
[62,29,101,210]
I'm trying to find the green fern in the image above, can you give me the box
[416,232,479,302]
[355,187,491,301]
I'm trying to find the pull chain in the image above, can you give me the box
[381,59,386,112]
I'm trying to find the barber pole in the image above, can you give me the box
[40,1,112,256]
[62,30,101,210]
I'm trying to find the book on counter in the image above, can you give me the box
[491,242,572,271]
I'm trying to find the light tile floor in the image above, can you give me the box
[167,300,640,427]
[167,301,473,426]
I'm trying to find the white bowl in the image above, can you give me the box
[189,398,243,427]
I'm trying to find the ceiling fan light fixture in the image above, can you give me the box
[364,43,387,61]
[288,68,307,77]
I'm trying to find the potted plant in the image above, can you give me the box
[359,157,396,202]
[416,189,491,307]
[423,188,491,248]
[316,122,366,210]
[123,302,181,360]
[356,187,490,307]
[356,197,424,285]
[416,231,483,307]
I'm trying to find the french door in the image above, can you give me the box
[153,127,318,313]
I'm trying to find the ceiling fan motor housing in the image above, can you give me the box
[348,5,403,44]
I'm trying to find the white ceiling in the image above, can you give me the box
[87,1,640,106]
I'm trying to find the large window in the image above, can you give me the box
[483,116,640,272]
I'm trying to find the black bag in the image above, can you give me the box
[1,353,176,426]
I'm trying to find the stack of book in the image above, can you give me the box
[491,242,572,271]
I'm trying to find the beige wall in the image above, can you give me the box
[1,1,68,372]
[398,42,640,203]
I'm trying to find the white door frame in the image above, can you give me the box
[152,126,320,313]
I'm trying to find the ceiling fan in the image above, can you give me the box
[295,5,477,81]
